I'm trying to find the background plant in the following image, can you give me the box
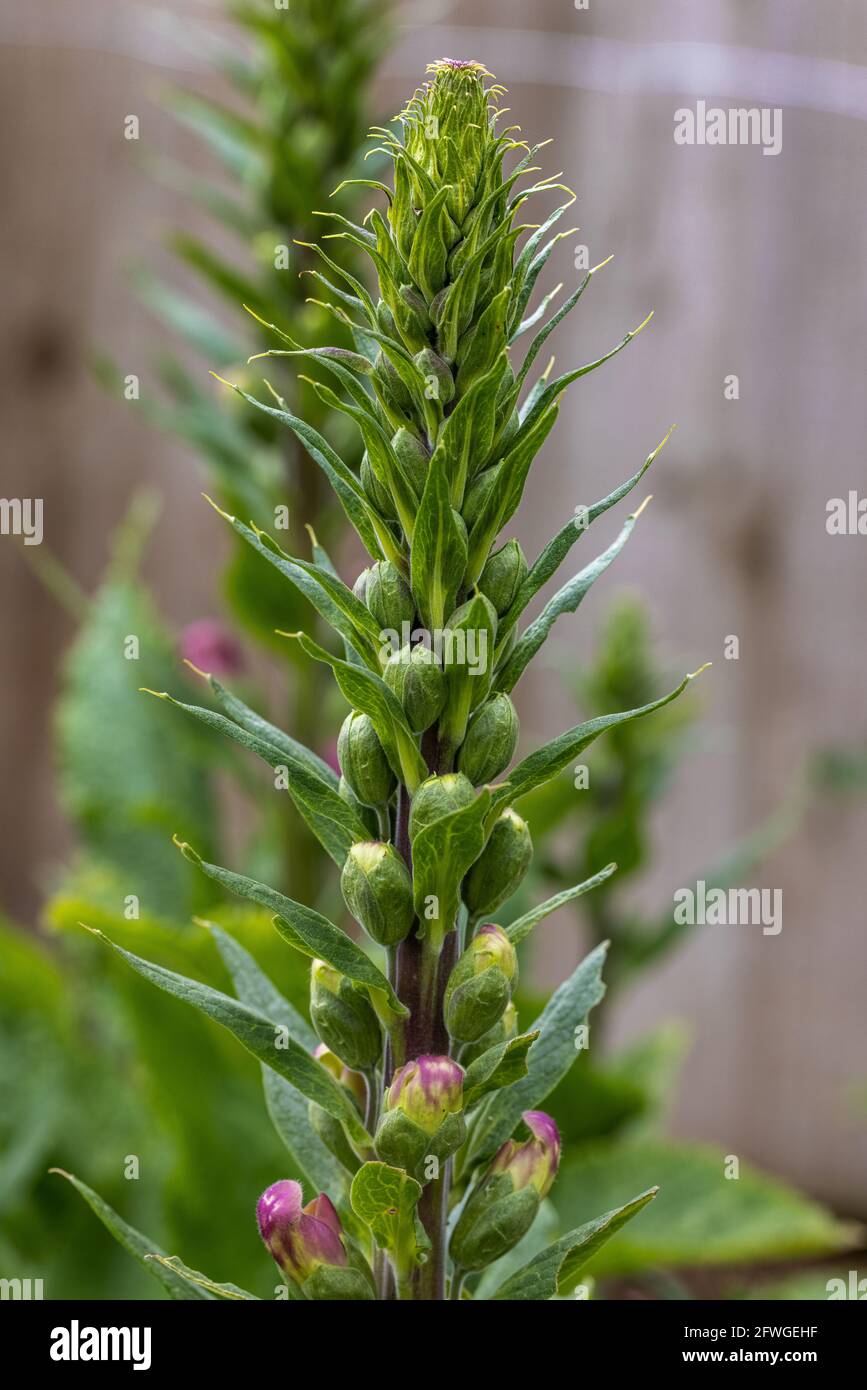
[1,0,388,1299]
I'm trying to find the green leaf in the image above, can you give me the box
[463,943,608,1169]
[499,430,671,638]
[208,503,382,667]
[492,671,705,810]
[411,790,491,941]
[205,673,338,788]
[51,1170,212,1300]
[145,1254,259,1300]
[434,353,506,505]
[212,376,384,560]
[463,1031,539,1108]
[410,445,468,631]
[290,631,427,792]
[350,1162,429,1269]
[146,690,368,866]
[495,501,650,694]
[86,929,372,1148]
[180,845,406,1019]
[505,865,617,946]
[550,1140,859,1276]
[204,922,345,1195]
[492,1188,658,1299]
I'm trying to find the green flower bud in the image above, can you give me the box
[391,427,429,497]
[309,960,381,1071]
[383,643,445,732]
[338,776,379,838]
[408,772,475,842]
[415,347,455,405]
[460,1000,518,1067]
[444,925,518,1043]
[374,350,413,413]
[456,693,519,785]
[398,284,432,336]
[340,841,414,947]
[463,808,533,918]
[478,540,528,616]
[364,559,415,634]
[374,1056,466,1179]
[450,1112,561,1272]
[338,711,395,807]
[360,450,396,521]
[309,1046,366,1174]
[352,567,372,604]
[462,463,501,529]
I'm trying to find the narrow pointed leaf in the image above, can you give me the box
[51,1170,212,1300]
[463,1031,539,1109]
[491,1188,658,1299]
[412,790,492,939]
[146,1255,260,1301]
[410,445,468,631]
[505,865,618,945]
[204,923,345,1195]
[85,930,372,1147]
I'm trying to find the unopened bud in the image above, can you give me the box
[309,960,381,1071]
[478,539,527,616]
[415,347,455,404]
[408,772,475,841]
[456,693,519,785]
[460,1000,518,1066]
[375,1055,466,1178]
[340,841,414,947]
[365,559,416,633]
[361,451,396,521]
[257,1180,374,1300]
[449,1112,561,1272]
[463,808,532,918]
[444,924,517,1043]
[309,1047,365,1174]
[374,350,413,412]
[383,643,446,733]
[338,710,395,807]
[392,428,430,499]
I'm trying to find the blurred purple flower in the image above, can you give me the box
[180,618,244,677]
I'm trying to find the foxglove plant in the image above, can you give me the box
[79,60,708,1300]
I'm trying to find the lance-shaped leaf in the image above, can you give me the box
[205,499,382,669]
[288,631,428,792]
[204,672,338,789]
[350,1162,430,1271]
[495,499,651,693]
[505,865,617,946]
[462,942,608,1170]
[145,1255,260,1301]
[463,1031,539,1108]
[499,430,671,638]
[434,353,506,505]
[491,670,707,812]
[51,1170,213,1300]
[411,789,492,943]
[465,403,559,585]
[83,928,372,1148]
[513,258,610,394]
[211,375,384,561]
[180,844,407,1020]
[410,446,468,632]
[491,1188,658,1300]
[204,922,346,1195]
[143,690,368,866]
[519,312,654,434]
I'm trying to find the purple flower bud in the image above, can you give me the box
[256,1180,347,1286]
[180,618,244,677]
[386,1055,464,1135]
[490,1111,561,1199]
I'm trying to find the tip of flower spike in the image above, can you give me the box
[427,58,493,76]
